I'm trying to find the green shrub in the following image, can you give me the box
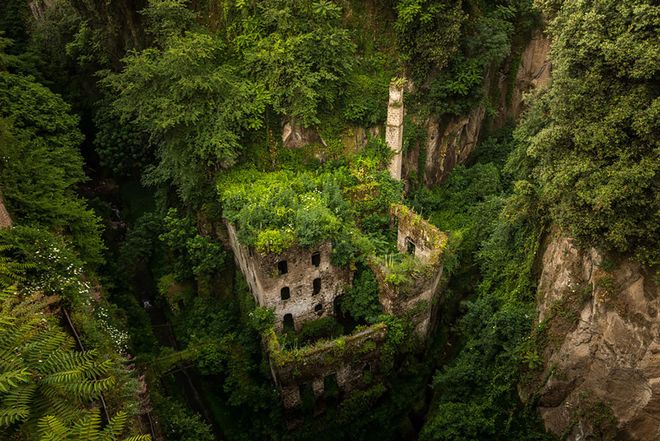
[299,316,344,345]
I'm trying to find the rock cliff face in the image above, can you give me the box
[415,31,552,186]
[529,233,659,441]
[0,193,11,229]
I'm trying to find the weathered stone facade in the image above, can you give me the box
[226,223,351,332]
[371,205,448,338]
[266,323,387,411]
[225,204,447,413]
[386,81,404,181]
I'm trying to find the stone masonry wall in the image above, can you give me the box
[267,323,387,410]
[386,81,404,181]
[226,222,351,331]
[371,205,448,338]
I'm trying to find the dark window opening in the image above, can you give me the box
[283,313,295,333]
[406,237,416,256]
[313,278,321,295]
[280,286,290,300]
[323,374,339,399]
[298,382,315,414]
[277,260,288,275]
[362,363,374,385]
[314,303,323,314]
[311,251,321,267]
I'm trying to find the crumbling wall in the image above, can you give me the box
[371,205,448,337]
[226,223,351,331]
[266,323,387,409]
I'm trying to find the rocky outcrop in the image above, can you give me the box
[528,233,659,441]
[282,119,325,149]
[422,105,485,187]
[419,30,551,186]
[0,192,12,229]
[491,31,552,130]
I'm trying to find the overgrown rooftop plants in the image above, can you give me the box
[218,143,404,262]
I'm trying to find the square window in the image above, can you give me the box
[280,286,290,300]
[313,278,321,295]
[277,260,288,275]
[311,251,321,267]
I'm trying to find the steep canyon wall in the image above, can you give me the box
[525,233,659,441]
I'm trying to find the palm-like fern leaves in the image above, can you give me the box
[37,410,151,441]
[0,287,116,434]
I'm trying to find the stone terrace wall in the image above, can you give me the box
[226,222,351,331]
[266,323,388,409]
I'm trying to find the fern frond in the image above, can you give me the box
[0,404,30,426]
[69,410,101,440]
[0,368,30,392]
[99,410,128,440]
[1,383,36,411]
[37,414,67,441]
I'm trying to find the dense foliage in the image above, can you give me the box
[1,0,656,439]
[0,68,103,266]
[520,0,659,264]
[219,145,402,258]
[415,129,551,440]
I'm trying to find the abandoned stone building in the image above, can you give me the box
[371,204,448,338]
[226,223,351,332]
[266,322,387,414]
[225,202,447,412]
[222,77,448,413]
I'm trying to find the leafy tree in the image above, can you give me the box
[394,0,465,78]
[519,0,659,264]
[152,394,213,441]
[237,0,356,126]
[102,2,268,202]
[92,98,152,178]
[0,69,103,266]
[340,267,382,323]
[160,208,226,279]
[0,288,116,437]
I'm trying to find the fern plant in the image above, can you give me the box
[37,410,150,441]
[0,287,116,437]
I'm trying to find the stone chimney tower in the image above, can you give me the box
[386,79,405,181]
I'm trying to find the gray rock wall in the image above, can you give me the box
[528,233,659,441]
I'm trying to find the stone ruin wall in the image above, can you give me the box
[225,206,446,411]
[225,222,351,332]
[270,324,387,410]
[372,206,447,338]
